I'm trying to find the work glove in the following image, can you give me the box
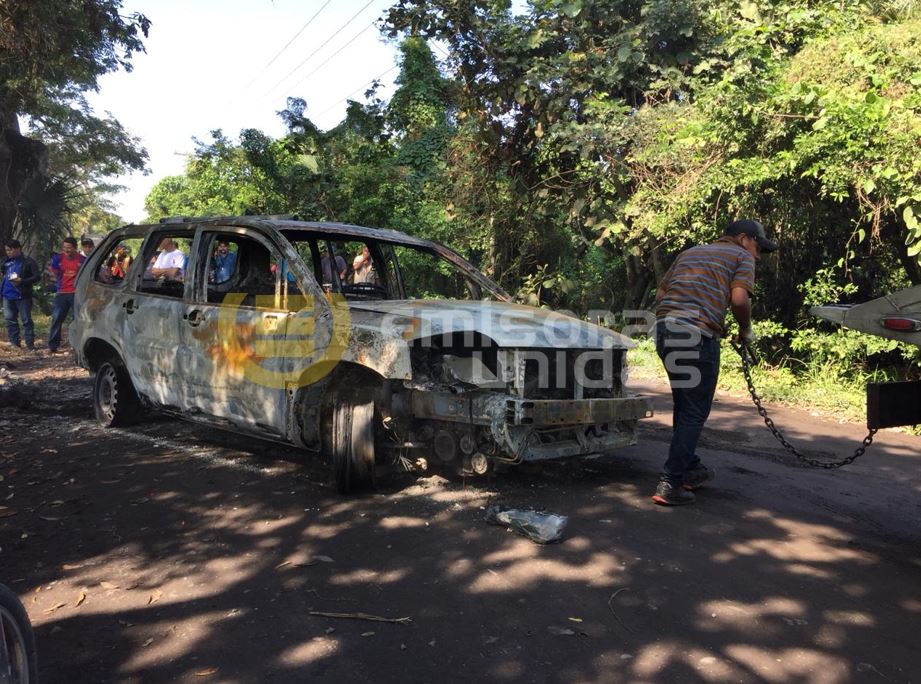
[738,326,757,345]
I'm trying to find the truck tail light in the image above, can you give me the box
[880,316,921,332]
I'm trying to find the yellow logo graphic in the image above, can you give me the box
[213,292,351,389]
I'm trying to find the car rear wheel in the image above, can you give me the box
[94,361,142,427]
[331,399,376,494]
[0,583,38,684]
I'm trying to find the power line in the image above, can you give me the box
[262,0,377,98]
[287,21,375,92]
[316,65,398,118]
[244,0,334,91]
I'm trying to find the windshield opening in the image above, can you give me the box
[279,230,504,303]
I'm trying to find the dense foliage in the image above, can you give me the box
[146,0,921,380]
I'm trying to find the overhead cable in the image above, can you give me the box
[244,0,334,91]
[316,65,399,117]
[263,0,377,97]
[287,22,375,92]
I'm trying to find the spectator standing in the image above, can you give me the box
[321,247,347,284]
[211,241,237,283]
[1,239,40,350]
[80,238,95,258]
[352,245,378,284]
[47,237,86,354]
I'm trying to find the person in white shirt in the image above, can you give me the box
[80,237,95,258]
[150,239,186,280]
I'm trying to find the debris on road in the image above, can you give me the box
[484,505,568,544]
[307,611,412,625]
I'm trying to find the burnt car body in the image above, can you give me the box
[72,216,653,492]
[812,285,921,429]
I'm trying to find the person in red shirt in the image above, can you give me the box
[47,236,85,354]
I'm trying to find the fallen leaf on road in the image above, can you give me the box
[38,516,62,522]
[49,500,65,507]
[194,668,218,676]
[99,479,122,485]
[360,631,375,637]
[43,602,67,614]
[314,555,334,563]
[75,590,86,607]
[148,589,162,605]
[142,638,154,647]
[100,581,119,590]
[567,617,583,623]
[276,560,315,570]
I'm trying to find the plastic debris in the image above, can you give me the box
[485,505,568,544]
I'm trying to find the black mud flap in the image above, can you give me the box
[867,380,921,429]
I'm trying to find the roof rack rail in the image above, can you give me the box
[158,214,299,224]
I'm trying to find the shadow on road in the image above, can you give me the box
[2,366,921,682]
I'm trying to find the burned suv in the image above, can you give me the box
[72,216,652,492]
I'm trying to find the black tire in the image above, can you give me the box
[331,400,376,494]
[0,583,38,684]
[93,361,142,427]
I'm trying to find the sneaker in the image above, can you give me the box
[683,464,715,491]
[652,480,696,506]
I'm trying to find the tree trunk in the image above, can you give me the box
[0,126,49,247]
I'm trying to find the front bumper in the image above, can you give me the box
[410,391,653,462]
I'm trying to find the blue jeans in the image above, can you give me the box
[655,321,721,484]
[49,292,76,351]
[2,297,34,348]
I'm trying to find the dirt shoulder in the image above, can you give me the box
[2,349,920,683]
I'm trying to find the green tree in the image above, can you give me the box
[0,0,150,245]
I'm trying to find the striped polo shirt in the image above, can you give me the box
[655,237,755,337]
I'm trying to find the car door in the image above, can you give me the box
[177,227,315,437]
[121,228,197,409]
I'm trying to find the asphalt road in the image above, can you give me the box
[1,353,920,683]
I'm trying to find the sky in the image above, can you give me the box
[86,0,405,223]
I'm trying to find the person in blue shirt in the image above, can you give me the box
[211,241,237,284]
[1,240,40,350]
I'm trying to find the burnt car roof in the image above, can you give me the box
[124,216,435,248]
[116,216,512,300]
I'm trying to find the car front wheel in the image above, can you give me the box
[331,399,377,494]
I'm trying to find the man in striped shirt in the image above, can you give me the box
[652,219,778,505]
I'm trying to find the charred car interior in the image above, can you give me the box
[72,216,653,493]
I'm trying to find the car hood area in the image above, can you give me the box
[348,300,635,350]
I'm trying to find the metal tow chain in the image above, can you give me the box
[730,340,877,469]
